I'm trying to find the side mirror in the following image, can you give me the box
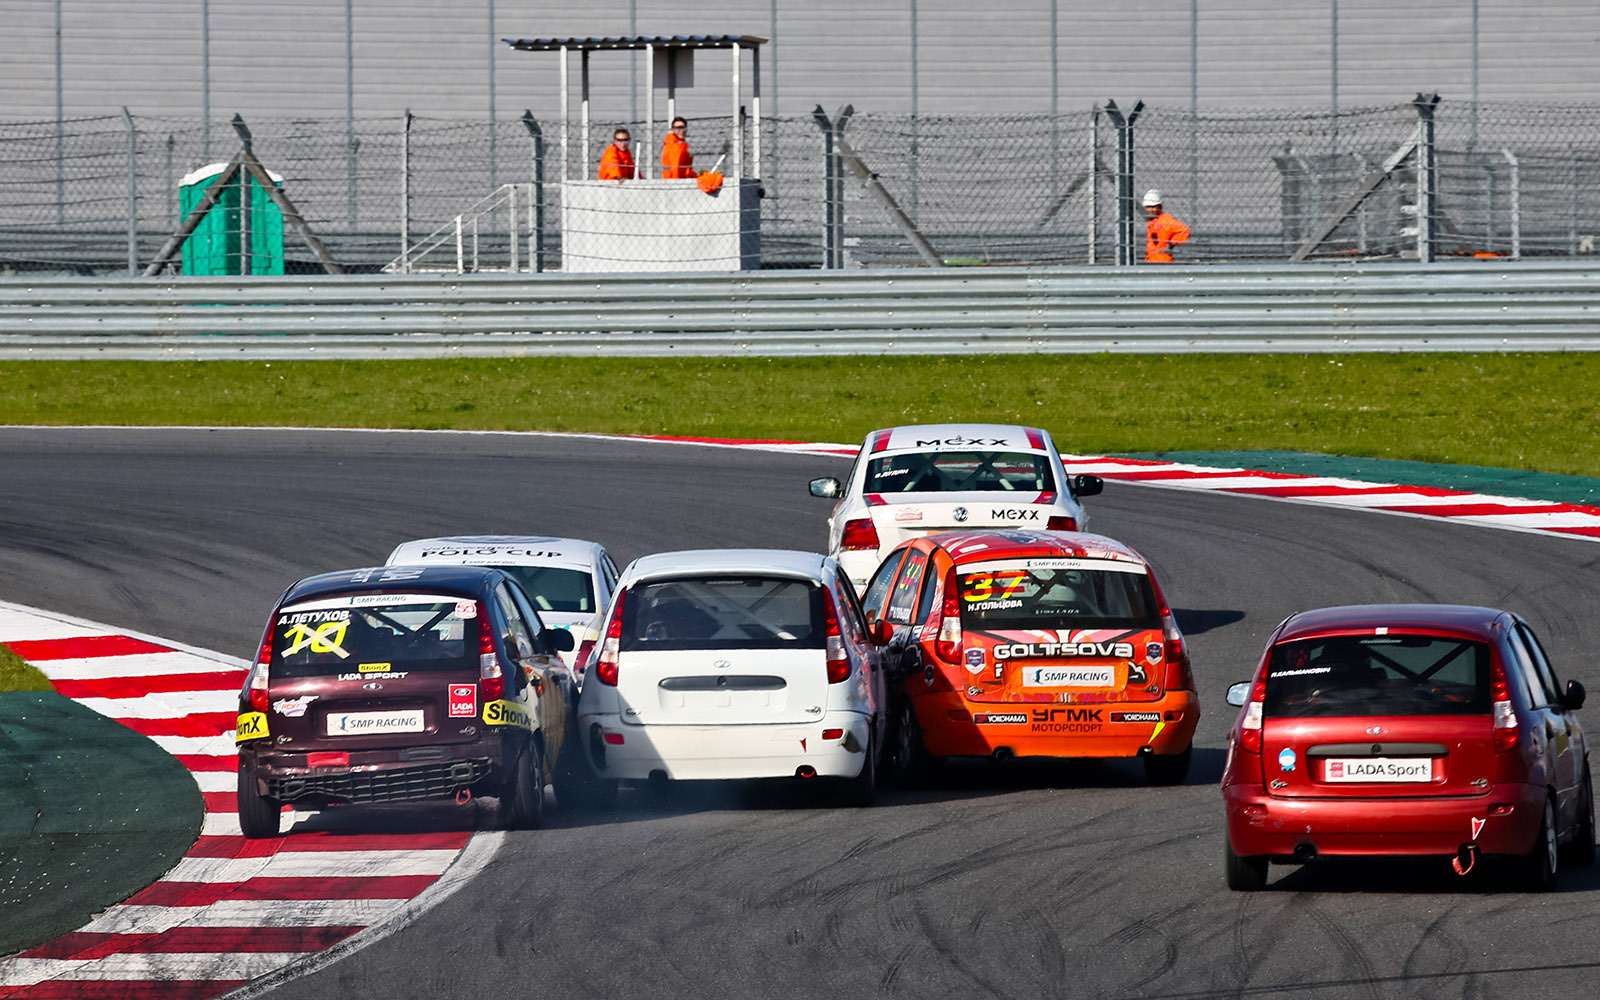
[1072,474,1104,497]
[547,629,576,653]
[1225,681,1252,708]
[809,477,842,499]
[869,618,894,646]
[1565,679,1587,711]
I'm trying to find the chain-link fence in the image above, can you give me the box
[4,97,1600,274]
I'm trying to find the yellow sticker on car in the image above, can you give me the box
[357,662,392,673]
[482,699,532,729]
[235,712,270,743]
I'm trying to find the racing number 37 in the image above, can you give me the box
[962,572,1026,603]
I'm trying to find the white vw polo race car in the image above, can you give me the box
[808,423,1104,592]
[385,535,619,679]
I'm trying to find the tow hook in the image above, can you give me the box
[454,788,473,806]
[1451,843,1479,877]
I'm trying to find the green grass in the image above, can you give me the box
[0,645,51,693]
[3,353,1600,476]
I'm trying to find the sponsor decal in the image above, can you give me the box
[482,699,533,728]
[346,567,424,584]
[362,681,384,691]
[990,508,1040,522]
[1470,816,1486,841]
[974,712,1028,725]
[327,710,425,735]
[995,641,1135,661]
[1324,758,1432,783]
[1270,666,1332,678]
[1146,641,1164,662]
[272,695,317,718]
[455,600,477,619]
[281,620,350,659]
[1278,748,1297,773]
[419,546,564,559]
[964,648,986,674]
[1110,711,1161,724]
[358,662,392,673]
[1127,662,1148,685]
[448,683,477,718]
[1022,664,1117,687]
[1029,707,1104,733]
[951,506,970,523]
[894,508,924,523]
[967,686,983,697]
[280,609,350,625]
[337,671,408,681]
[913,436,1009,447]
[235,712,270,743]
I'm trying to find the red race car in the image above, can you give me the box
[1222,604,1595,891]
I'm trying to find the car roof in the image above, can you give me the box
[924,529,1148,567]
[866,423,1048,455]
[282,564,505,606]
[386,535,602,570]
[622,549,831,585]
[1277,604,1508,643]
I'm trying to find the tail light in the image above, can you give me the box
[1149,577,1192,691]
[594,589,626,687]
[1491,654,1519,752]
[1237,679,1266,754]
[934,565,963,664]
[821,586,851,683]
[477,605,504,701]
[246,617,273,714]
[1046,515,1077,531]
[574,638,596,674]
[840,517,880,551]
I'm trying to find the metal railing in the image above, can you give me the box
[387,183,537,274]
[2,261,1598,359]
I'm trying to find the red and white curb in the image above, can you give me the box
[0,601,494,999]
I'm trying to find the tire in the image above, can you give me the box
[837,730,878,807]
[1143,746,1193,786]
[237,765,281,840]
[1563,765,1596,867]
[888,700,936,787]
[1225,839,1268,892]
[498,741,546,831]
[1516,794,1560,892]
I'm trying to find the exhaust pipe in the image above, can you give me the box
[795,765,817,779]
[992,747,1014,762]
[454,788,473,806]
[1451,843,1479,877]
[1292,842,1317,864]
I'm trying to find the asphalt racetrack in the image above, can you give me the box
[4,427,1599,1000]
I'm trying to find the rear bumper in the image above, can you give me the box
[241,741,509,806]
[1223,781,1546,859]
[915,690,1199,760]
[578,710,870,781]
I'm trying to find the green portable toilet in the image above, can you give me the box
[178,162,286,275]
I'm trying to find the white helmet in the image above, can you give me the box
[1142,189,1163,208]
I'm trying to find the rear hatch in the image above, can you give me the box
[955,557,1167,706]
[861,448,1063,549]
[614,575,829,726]
[266,592,486,751]
[1260,632,1496,798]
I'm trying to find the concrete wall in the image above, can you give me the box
[8,0,1600,123]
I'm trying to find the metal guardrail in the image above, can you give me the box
[1,261,1598,359]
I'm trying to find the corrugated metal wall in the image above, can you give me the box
[7,0,1600,122]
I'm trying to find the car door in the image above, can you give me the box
[1506,623,1570,812]
[1515,620,1580,822]
[834,569,883,731]
[496,582,567,764]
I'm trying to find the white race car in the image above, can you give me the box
[808,423,1104,592]
[385,535,619,679]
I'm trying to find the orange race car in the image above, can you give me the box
[859,529,1200,784]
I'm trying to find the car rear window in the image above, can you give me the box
[620,577,823,651]
[499,566,595,614]
[865,451,1054,493]
[1265,634,1490,718]
[955,559,1158,629]
[271,594,480,679]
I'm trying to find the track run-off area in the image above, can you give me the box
[3,426,1599,1000]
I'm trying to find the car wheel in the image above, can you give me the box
[1518,795,1560,891]
[236,765,281,840]
[1563,765,1596,867]
[499,741,546,831]
[838,730,878,807]
[1225,839,1268,892]
[1143,746,1193,786]
[889,701,936,786]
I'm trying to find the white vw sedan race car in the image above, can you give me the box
[808,423,1104,591]
[385,535,619,678]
